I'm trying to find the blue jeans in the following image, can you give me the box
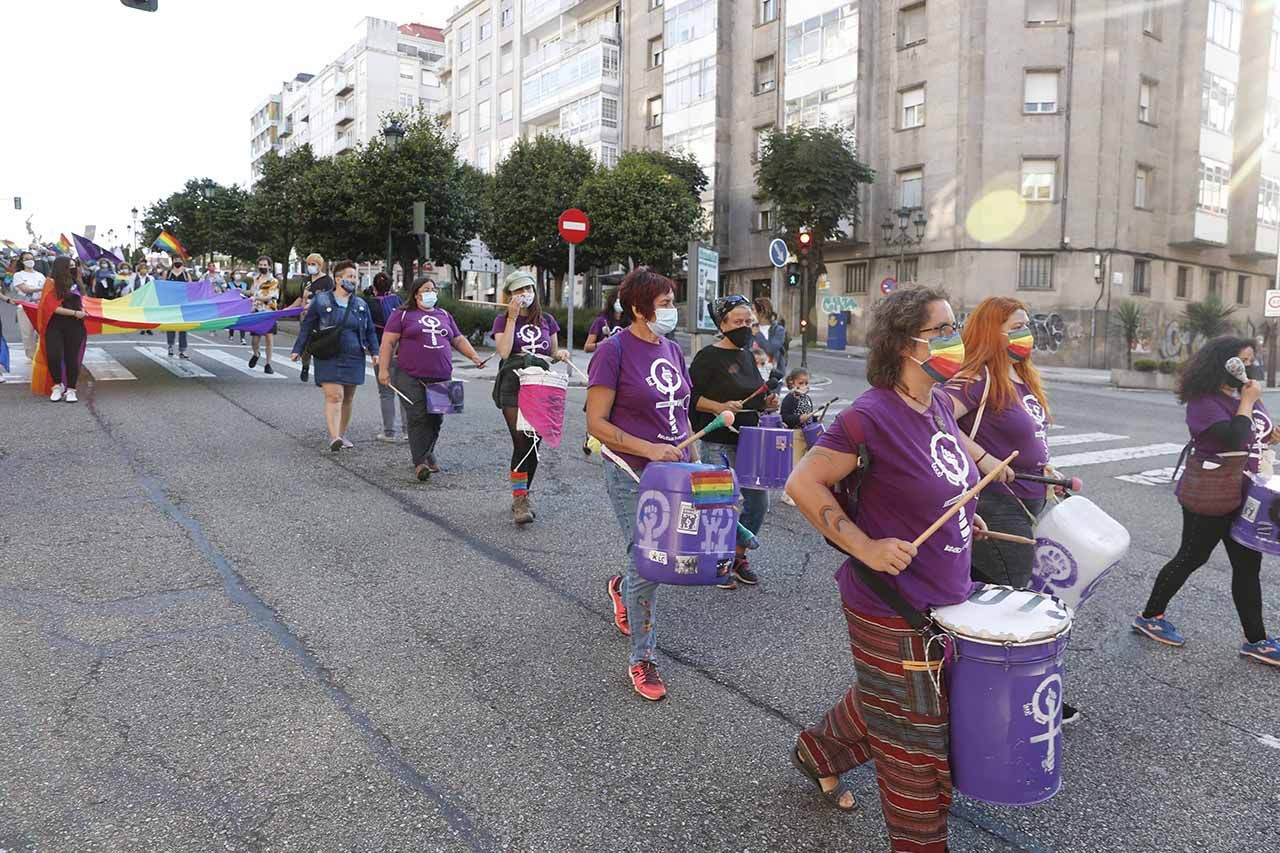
[166,330,187,352]
[701,441,769,537]
[603,462,659,664]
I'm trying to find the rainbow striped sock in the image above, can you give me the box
[511,471,528,496]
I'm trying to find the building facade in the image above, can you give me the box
[248,94,283,182]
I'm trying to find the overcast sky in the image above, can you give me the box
[0,0,453,253]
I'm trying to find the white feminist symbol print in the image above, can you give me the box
[1023,673,1063,773]
[647,357,685,438]
[518,324,543,354]
[419,314,447,348]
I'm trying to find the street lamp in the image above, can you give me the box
[880,206,927,283]
[131,206,138,257]
[382,121,406,282]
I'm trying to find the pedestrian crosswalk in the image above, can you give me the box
[1037,426,1185,488]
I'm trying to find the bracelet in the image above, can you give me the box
[976,451,990,464]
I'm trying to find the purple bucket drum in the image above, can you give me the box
[758,413,783,429]
[633,462,741,586]
[734,426,796,489]
[931,585,1074,806]
[801,421,825,448]
[424,380,465,414]
[1231,476,1280,555]
[1029,496,1130,610]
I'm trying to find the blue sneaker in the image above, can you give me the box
[1240,638,1280,667]
[1132,614,1186,647]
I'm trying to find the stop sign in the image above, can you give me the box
[558,208,590,244]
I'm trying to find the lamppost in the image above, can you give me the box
[130,206,138,258]
[880,207,928,283]
[382,120,406,282]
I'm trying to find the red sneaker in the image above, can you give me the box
[607,575,630,636]
[629,661,667,701]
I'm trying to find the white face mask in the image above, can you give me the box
[515,291,534,308]
[614,299,623,314]
[307,264,319,275]
[419,290,438,309]
[649,307,679,336]
[23,259,34,269]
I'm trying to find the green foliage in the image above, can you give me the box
[437,295,501,344]
[574,154,703,274]
[1111,300,1145,369]
[141,178,256,264]
[1157,359,1181,375]
[624,149,709,203]
[1182,294,1236,346]
[247,146,318,266]
[301,152,363,261]
[1132,358,1158,372]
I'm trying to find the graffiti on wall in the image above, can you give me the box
[1030,313,1067,353]
[1159,320,1192,360]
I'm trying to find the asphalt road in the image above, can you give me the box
[2,310,1278,853]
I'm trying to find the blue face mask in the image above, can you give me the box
[649,307,679,336]
[419,291,438,309]
[340,279,356,293]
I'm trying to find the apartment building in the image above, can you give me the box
[249,93,283,182]
[248,18,445,179]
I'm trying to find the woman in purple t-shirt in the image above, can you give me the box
[579,288,628,454]
[784,287,991,849]
[586,267,697,703]
[1135,336,1280,666]
[377,277,486,482]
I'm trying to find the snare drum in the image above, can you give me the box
[734,426,795,489]
[424,380,465,414]
[931,585,1074,806]
[633,462,741,585]
[1231,475,1280,556]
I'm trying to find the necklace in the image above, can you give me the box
[896,385,946,432]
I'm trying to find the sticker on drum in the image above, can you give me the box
[931,585,1073,644]
[1242,496,1261,523]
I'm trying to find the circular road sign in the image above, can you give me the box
[880,277,897,296]
[558,208,590,244]
[768,238,788,268]
[1267,289,1280,318]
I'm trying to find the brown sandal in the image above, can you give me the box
[791,742,856,812]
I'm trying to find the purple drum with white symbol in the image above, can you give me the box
[1231,477,1280,555]
[424,380,465,414]
[633,462,741,586]
[932,585,1074,806]
[734,426,795,489]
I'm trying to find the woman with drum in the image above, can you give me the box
[587,267,696,701]
[491,271,570,525]
[785,286,989,850]
[1134,336,1280,666]
[688,295,779,589]
[378,276,486,482]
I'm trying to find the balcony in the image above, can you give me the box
[335,132,355,154]
[278,118,294,138]
[335,72,354,96]
[336,102,354,126]
[521,42,620,123]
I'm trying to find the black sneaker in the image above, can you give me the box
[248,354,259,368]
[263,363,274,375]
[300,366,309,382]
[1061,702,1082,726]
[178,352,190,360]
[733,556,759,585]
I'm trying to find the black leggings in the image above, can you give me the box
[502,406,540,489]
[1143,507,1267,643]
[44,318,86,388]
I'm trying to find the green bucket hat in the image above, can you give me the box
[503,270,537,293]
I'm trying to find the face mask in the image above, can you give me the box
[649,307,679,336]
[910,332,965,383]
[232,274,241,282]
[515,291,534,308]
[22,259,34,269]
[614,299,623,314]
[419,291,438,309]
[1247,364,1265,382]
[258,267,269,274]
[724,326,753,349]
[307,264,319,275]
[1007,328,1034,363]
[340,278,357,293]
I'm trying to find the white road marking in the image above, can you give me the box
[82,347,136,381]
[1115,467,1178,486]
[135,346,215,378]
[1052,443,1185,468]
[197,347,285,379]
[2,350,33,382]
[1047,432,1128,447]
[271,356,376,379]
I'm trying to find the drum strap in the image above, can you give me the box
[851,560,937,636]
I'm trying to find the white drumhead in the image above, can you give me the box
[931,585,1073,643]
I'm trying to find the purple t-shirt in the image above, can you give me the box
[1186,392,1274,473]
[817,387,980,618]
[587,330,693,472]
[945,371,1051,500]
[386,307,462,380]
[492,313,561,357]
[589,314,626,340]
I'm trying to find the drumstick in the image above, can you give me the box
[912,451,1019,548]
[564,358,590,382]
[673,411,736,452]
[742,383,768,404]
[386,382,414,407]
[979,530,1036,545]
[473,355,493,368]
[600,445,641,483]
[815,398,839,423]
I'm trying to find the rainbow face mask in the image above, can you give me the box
[1007,328,1034,362]
[912,332,965,383]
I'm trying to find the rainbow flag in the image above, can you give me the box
[55,234,72,255]
[1,239,18,251]
[690,469,737,507]
[152,230,187,259]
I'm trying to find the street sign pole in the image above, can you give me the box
[800,255,809,369]
[568,243,575,354]
[557,208,590,356]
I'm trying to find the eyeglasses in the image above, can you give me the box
[918,322,961,338]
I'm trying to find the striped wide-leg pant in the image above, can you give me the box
[798,608,951,853]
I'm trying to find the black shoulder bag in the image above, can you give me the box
[305,293,354,360]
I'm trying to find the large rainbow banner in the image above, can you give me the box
[19,280,301,335]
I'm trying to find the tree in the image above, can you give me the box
[1111,300,1145,369]
[755,124,875,338]
[300,152,363,261]
[1183,294,1236,349]
[248,146,318,268]
[142,178,253,266]
[625,149,709,204]
[484,135,597,306]
[575,154,702,275]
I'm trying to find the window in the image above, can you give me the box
[1019,254,1054,290]
[602,97,618,128]
[846,262,869,294]
[478,15,492,42]
[398,92,415,109]
[1135,165,1152,209]
[1139,79,1155,123]
[898,258,919,282]
[500,3,514,28]
[1237,275,1250,305]
[650,0,663,8]
[646,36,663,68]
[456,109,470,137]
[477,99,491,131]
[899,4,926,48]
[647,95,663,128]
[423,69,439,87]
[459,66,471,95]
[1023,71,1058,114]
[1201,71,1236,134]
[1133,260,1149,295]
[755,209,773,231]
[499,89,513,122]
[1259,177,1280,226]
[1208,0,1242,52]
[1026,0,1058,23]
[784,81,855,128]
[754,124,773,162]
[478,55,491,88]
[901,85,925,128]
[1208,270,1223,298]
[760,0,777,24]
[899,168,923,209]
[1021,159,1056,202]
[663,56,716,112]
[500,44,513,75]
[400,60,417,81]
[477,145,490,173]
[786,5,857,69]
[458,24,472,53]
[601,144,618,168]
[1198,157,1230,215]
[1143,1,1160,36]
[755,55,776,94]
[1177,267,1190,298]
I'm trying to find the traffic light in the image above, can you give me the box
[120,0,159,10]
[797,229,812,254]
[786,264,799,288]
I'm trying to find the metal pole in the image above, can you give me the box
[567,243,576,353]
[800,255,809,368]
[1269,322,1277,389]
